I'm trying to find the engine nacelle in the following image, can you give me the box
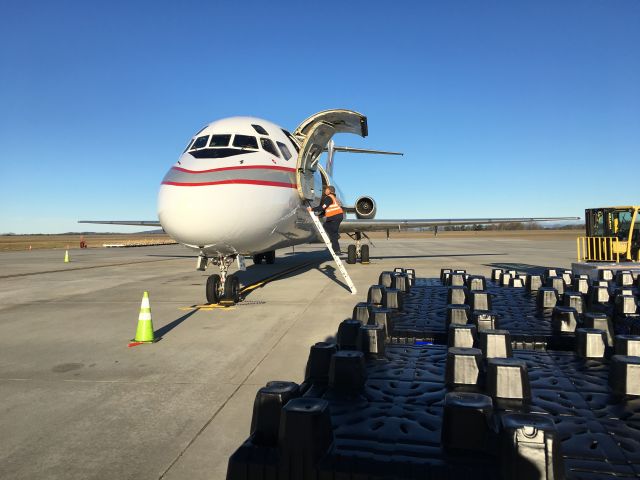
[355,196,376,219]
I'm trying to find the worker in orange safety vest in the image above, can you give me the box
[311,185,344,254]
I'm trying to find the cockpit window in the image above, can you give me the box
[277,141,292,161]
[233,135,258,149]
[260,138,280,157]
[190,135,210,150]
[209,134,231,147]
[252,124,268,135]
[189,148,258,159]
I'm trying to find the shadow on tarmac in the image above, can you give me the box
[234,251,331,300]
[154,252,333,339]
[146,254,198,258]
[237,260,353,298]
[161,250,509,327]
[157,248,505,341]
[371,253,506,260]
[316,264,350,292]
[154,308,200,338]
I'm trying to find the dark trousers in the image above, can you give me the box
[324,215,343,253]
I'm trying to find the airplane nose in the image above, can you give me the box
[157,180,292,253]
[158,183,235,251]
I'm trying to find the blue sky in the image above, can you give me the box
[1,0,638,233]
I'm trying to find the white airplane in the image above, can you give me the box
[81,109,577,304]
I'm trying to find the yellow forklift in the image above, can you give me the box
[577,206,640,262]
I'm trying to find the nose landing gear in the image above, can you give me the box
[205,274,221,304]
[223,274,240,303]
[205,255,241,305]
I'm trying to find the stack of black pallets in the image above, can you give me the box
[227,267,640,479]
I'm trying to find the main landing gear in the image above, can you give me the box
[204,255,241,305]
[345,232,370,265]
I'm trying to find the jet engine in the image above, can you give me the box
[354,196,377,219]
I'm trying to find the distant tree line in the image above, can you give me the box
[1,231,167,236]
[439,222,584,231]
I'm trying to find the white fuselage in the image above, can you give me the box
[157,116,323,256]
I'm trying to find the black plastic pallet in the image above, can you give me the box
[227,268,640,480]
[393,278,563,348]
[390,275,639,350]
[227,343,640,479]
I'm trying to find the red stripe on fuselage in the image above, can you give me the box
[162,179,297,188]
[172,165,296,174]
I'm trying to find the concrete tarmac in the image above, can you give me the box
[0,236,576,479]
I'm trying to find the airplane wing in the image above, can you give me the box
[78,220,162,227]
[339,217,579,233]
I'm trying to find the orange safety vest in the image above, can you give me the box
[325,193,344,218]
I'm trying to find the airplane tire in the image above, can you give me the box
[265,251,276,264]
[253,253,264,264]
[206,274,221,304]
[224,274,241,303]
[235,276,242,302]
[347,245,357,264]
[361,244,370,264]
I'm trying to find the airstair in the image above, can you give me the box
[306,206,357,295]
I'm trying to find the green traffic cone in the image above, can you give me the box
[132,291,156,344]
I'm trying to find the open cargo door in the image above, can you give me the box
[293,110,368,200]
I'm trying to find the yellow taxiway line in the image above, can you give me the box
[179,260,316,311]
